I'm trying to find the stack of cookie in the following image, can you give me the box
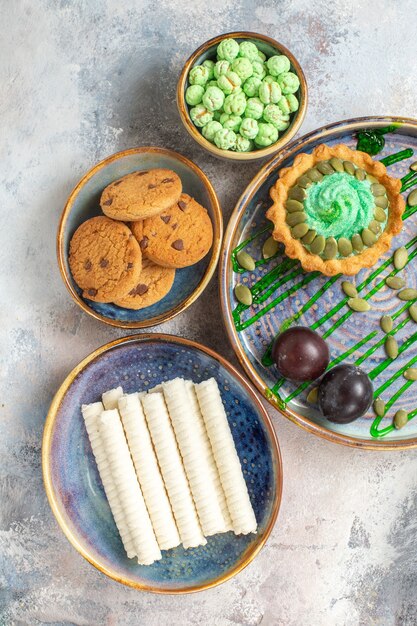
[69,168,214,309]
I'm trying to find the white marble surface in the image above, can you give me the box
[1,1,417,624]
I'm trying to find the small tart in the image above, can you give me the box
[267,144,405,276]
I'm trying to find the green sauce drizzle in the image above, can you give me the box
[356,124,401,155]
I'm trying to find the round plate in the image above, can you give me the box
[57,147,222,329]
[42,334,282,593]
[220,116,417,450]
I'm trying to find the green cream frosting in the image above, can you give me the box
[304,172,375,240]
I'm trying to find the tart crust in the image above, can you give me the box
[267,144,405,276]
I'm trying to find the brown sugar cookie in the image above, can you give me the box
[100,169,182,221]
[113,259,175,309]
[69,216,142,303]
[142,194,213,268]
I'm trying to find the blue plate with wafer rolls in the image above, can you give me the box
[42,334,282,593]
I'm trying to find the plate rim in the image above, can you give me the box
[219,115,417,451]
[42,333,283,594]
[57,146,223,329]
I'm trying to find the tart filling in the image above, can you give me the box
[267,144,405,275]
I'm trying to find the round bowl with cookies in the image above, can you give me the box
[57,146,222,329]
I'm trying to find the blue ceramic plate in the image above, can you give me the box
[42,334,282,592]
[57,147,222,329]
[220,117,417,449]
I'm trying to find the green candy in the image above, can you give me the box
[213,108,223,121]
[255,122,278,147]
[235,135,254,152]
[202,59,215,80]
[277,71,300,94]
[207,79,218,87]
[258,79,282,104]
[238,41,259,62]
[239,117,259,139]
[202,86,225,111]
[245,97,264,120]
[202,120,223,142]
[185,85,205,106]
[231,57,253,82]
[266,54,291,76]
[243,76,262,98]
[223,91,247,115]
[190,105,214,127]
[251,60,266,80]
[219,113,242,132]
[257,50,266,62]
[217,71,242,95]
[189,65,210,86]
[263,103,287,127]
[263,74,275,84]
[214,60,230,79]
[271,116,290,131]
[217,38,240,63]
[214,128,237,150]
[277,94,299,114]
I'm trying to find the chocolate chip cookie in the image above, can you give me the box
[69,216,142,302]
[142,194,213,268]
[100,169,182,221]
[113,259,175,309]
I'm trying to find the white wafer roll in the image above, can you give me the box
[118,393,180,551]
[141,392,206,549]
[162,378,229,536]
[99,409,161,565]
[102,387,124,410]
[195,378,257,535]
[81,402,136,559]
[184,381,233,532]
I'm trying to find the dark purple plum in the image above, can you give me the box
[272,326,330,382]
[318,364,373,424]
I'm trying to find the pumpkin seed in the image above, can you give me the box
[409,304,417,323]
[342,281,358,298]
[288,186,306,201]
[262,236,279,259]
[323,237,338,260]
[306,387,319,404]
[286,199,304,213]
[329,157,344,172]
[343,161,355,175]
[306,168,323,182]
[366,174,379,184]
[373,398,386,417]
[398,288,417,301]
[234,284,252,306]
[338,237,353,257]
[362,228,377,247]
[393,247,408,270]
[386,275,406,290]
[375,195,388,209]
[410,161,417,172]
[310,235,326,255]
[236,250,256,271]
[385,336,399,359]
[348,297,371,312]
[291,222,309,239]
[404,368,417,381]
[297,175,312,189]
[374,206,387,222]
[380,315,393,333]
[317,161,334,176]
[302,229,317,245]
[286,211,307,227]
[407,188,417,207]
[394,409,408,430]
[369,220,381,235]
[371,183,386,196]
[355,168,366,181]
[351,233,364,252]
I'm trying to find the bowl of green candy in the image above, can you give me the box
[177,32,307,161]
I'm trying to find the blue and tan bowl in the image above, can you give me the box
[42,334,282,593]
[177,31,307,162]
[57,147,222,329]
